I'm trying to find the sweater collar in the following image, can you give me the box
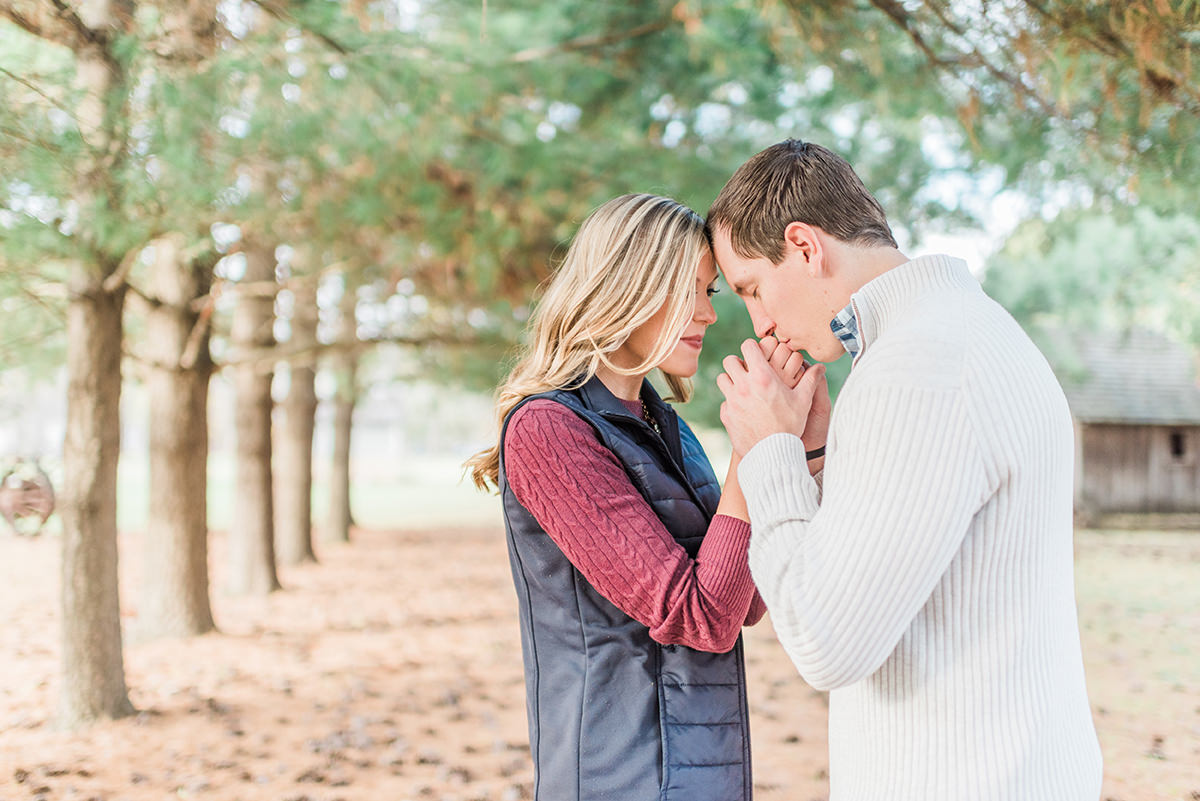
[846,254,978,365]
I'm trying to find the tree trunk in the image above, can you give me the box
[57,0,136,728]
[327,358,358,541]
[139,235,217,638]
[59,268,135,727]
[326,280,358,542]
[227,240,280,595]
[275,280,318,565]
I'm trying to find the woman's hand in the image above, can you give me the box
[757,336,806,389]
[757,336,831,475]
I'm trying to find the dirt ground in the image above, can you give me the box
[1,525,1197,801]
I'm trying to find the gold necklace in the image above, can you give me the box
[640,398,662,435]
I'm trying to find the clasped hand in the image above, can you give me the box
[717,336,830,458]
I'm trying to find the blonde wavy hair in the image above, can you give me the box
[466,193,709,491]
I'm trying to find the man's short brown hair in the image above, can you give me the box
[706,139,897,262]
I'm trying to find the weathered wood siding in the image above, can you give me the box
[1075,423,1200,514]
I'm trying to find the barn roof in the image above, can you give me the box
[1053,328,1200,426]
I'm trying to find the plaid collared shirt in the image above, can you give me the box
[830,301,861,360]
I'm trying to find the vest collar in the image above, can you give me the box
[576,373,672,420]
[576,373,685,467]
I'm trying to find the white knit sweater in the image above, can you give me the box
[741,255,1103,801]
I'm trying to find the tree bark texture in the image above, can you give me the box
[326,280,358,542]
[60,271,135,727]
[227,240,280,595]
[275,280,318,565]
[140,234,217,638]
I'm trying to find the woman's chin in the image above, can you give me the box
[658,360,700,380]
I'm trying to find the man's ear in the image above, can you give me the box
[783,221,827,277]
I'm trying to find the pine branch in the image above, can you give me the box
[919,0,971,40]
[0,0,45,39]
[510,18,672,63]
[866,0,1060,121]
[179,291,215,370]
[45,0,108,48]
[239,0,407,106]
[100,243,145,293]
[248,0,349,54]
[1021,0,1125,59]
[0,325,64,359]
[207,332,496,374]
[1020,0,1200,112]
[0,0,108,50]
[19,282,65,314]
[0,65,78,118]
[0,122,64,153]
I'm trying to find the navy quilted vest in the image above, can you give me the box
[498,375,753,801]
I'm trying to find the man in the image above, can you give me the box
[709,140,1102,800]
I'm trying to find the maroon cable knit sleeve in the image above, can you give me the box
[746,588,766,626]
[504,398,764,653]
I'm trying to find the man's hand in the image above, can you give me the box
[718,338,826,457]
[799,354,831,455]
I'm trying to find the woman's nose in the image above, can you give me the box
[696,294,717,324]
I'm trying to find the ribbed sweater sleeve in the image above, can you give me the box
[741,383,991,690]
[505,399,764,653]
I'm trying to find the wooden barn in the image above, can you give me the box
[1056,329,1200,518]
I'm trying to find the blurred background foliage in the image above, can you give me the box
[2,0,1198,427]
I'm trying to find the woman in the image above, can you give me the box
[467,194,804,801]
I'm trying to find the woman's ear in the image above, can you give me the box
[783,221,825,276]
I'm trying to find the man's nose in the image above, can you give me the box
[748,305,775,339]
